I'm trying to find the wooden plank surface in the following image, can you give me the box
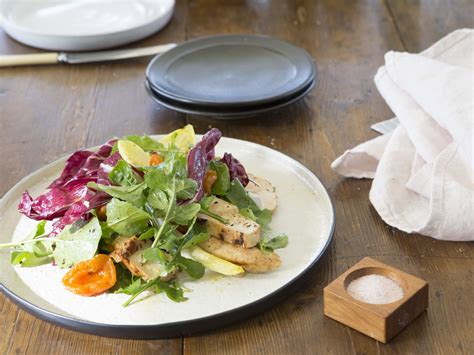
[0,0,473,354]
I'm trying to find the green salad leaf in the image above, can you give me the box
[106,198,150,236]
[172,203,201,225]
[175,178,198,200]
[89,182,146,207]
[147,188,168,210]
[225,179,260,211]
[124,135,165,152]
[109,160,140,186]
[258,235,288,252]
[174,255,205,279]
[53,217,102,268]
[208,160,230,195]
[121,278,187,306]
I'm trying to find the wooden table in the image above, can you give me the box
[1,1,473,354]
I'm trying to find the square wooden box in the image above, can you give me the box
[323,257,428,343]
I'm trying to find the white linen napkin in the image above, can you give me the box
[332,29,473,241]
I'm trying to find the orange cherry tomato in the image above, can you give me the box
[62,254,116,296]
[203,170,217,194]
[149,153,163,166]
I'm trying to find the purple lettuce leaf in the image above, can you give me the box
[50,190,110,237]
[186,128,222,202]
[47,151,94,189]
[18,139,118,234]
[97,151,122,185]
[220,153,249,187]
[18,179,90,221]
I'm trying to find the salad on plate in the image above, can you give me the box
[0,125,288,306]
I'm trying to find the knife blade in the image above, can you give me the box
[0,43,177,67]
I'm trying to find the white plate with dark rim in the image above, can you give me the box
[0,136,334,339]
[0,0,175,51]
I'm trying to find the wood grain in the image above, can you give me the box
[1,0,473,354]
[385,0,474,52]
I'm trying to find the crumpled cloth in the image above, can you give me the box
[332,29,473,241]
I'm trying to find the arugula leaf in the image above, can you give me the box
[175,178,198,200]
[174,255,205,279]
[110,142,119,155]
[156,227,181,254]
[99,221,115,242]
[138,228,155,241]
[199,195,214,210]
[159,281,187,302]
[89,182,146,207]
[225,179,259,212]
[112,263,140,293]
[208,160,230,195]
[32,220,47,239]
[144,169,170,191]
[53,217,102,268]
[147,188,168,210]
[150,179,176,248]
[258,235,288,252]
[142,247,168,264]
[11,250,53,267]
[239,207,256,221]
[109,160,140,186]
[172,203,201,225]
[115,278,144,295]
[182,231,209,250]
[240,207,272,232]
[124,135,165,152]
[198,196,229,224]
[122,278,187,306]
[106,199,150,236]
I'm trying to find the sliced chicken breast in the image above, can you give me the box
[199,197,261,248]
[110,236,176,282]
[199,237,281,273]
[245,174,277,212]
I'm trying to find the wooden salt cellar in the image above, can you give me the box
[323,257,428,343]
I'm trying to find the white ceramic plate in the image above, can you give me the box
[0,136,334,338]
[0,0,175,51]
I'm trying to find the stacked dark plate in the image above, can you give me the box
[145,35,316,118]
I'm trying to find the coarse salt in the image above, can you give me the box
[346,274,404,304]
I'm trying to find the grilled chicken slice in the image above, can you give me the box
[109,236,176,282]
[199,237,281,273]
[199,197,261,248]
[245,174,277,213]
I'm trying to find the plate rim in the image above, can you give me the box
[0,136,335,339]
[0,0,176,38]
[146,34,316,107]
[145,78,316,118]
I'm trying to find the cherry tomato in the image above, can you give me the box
[62,254,116,296]
[203,170,217,194]
[149,153,163,166]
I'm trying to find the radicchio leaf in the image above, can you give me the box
[220,153,249,187]
[186,128,222,202]
[47,151,94,189]
[97,151,122,185]
[18,179,90,221]
[50,190,110,237]
[18,139,118,235]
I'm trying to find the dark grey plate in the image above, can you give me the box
[145,78,315,118]
[146,35,315,107]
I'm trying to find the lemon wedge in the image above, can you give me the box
[159,124,196,152]
[117,140,151,167]
[189,246,245,276]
